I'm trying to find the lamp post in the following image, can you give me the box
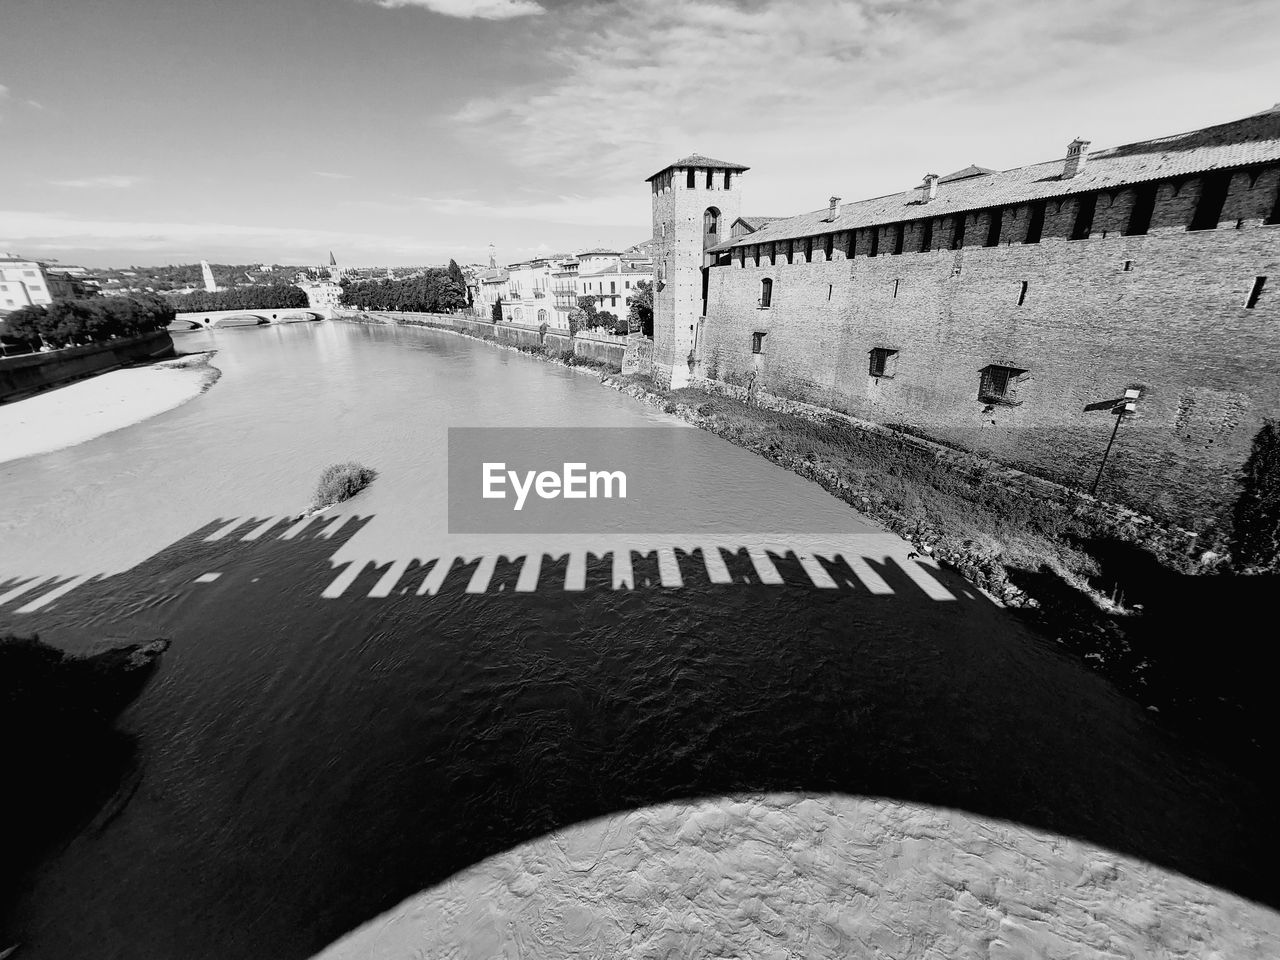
[1088,387,1142,496]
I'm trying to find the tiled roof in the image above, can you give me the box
[723,108,1280,250]
[646,154,750,182]
[578,261,654,278]
[736,216,785,231]
[938,165,995,183]
[576,247,621,256]
[479,268,508,283]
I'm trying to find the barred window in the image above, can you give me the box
[869,347,899,378]
[752,331,766,354]
[979,364,1027,404]
[759,278,773,308]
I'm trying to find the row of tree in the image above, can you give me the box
[340,261,468,314]
[165,284,310,313]
[0,296,176,351]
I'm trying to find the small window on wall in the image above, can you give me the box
[869,347,899,378]
[686,168,696,188]
[752,331,766,354]
[978,364,1028,405]
[759,277,773,308]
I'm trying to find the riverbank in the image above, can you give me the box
[1,634,169,915]
[0,353,220,465]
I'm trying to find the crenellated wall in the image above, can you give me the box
[699,169,1280,523]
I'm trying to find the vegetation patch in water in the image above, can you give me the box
[312,461,378,511]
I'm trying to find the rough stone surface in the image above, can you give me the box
[315,793,1280,960]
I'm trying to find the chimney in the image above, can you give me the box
[920,173,939,203]
[1063,138,1090,178]
[826,196,841,222]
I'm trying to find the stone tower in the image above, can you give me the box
[646,154,747,388]
[200,260,218,293]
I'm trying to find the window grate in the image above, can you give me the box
[979,364,1027,404]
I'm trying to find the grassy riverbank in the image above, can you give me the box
[602,371,1271,759]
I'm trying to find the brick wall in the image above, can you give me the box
[698,174,1280,524]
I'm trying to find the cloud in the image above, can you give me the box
[26,100,45,110]
[0,209,469,262]
[312,171,353,180]
[414,192,646,227]
[359,0,544,19]
[0,85,9,100]
[449,0,1280,206]
[48,175,144,189]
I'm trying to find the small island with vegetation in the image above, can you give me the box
[309,461,378,514]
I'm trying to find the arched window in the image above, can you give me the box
[760,278,773,308]
[537,309,547,324]
[704,207,721,241]
[514,307,524,321]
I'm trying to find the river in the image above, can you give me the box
[1,321,1275,958]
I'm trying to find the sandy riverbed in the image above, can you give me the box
[0,353,219,465]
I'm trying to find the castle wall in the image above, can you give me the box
[699,169,1280,523]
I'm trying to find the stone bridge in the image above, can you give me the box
[172,308,327,330]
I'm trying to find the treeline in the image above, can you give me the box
[339,261,467,313]
[0,296,175,350]
[166,284,310,313]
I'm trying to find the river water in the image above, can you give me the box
[1,322,1273,958]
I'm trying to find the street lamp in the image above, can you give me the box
[1086,386,1143,496]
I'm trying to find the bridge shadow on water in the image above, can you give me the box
[1,515,1276,959]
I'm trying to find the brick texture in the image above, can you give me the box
[694,171,1280,524]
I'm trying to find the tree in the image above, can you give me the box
[1,305,46,350]
[627,279,653,335]
[491,297,503,323]
[1230,418,1280,572]
[448,259,470,308]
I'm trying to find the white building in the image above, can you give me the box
[0,256,54,315]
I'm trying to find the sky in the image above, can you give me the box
[1,0,1277,268]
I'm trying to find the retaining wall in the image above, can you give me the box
[0,332,176,404]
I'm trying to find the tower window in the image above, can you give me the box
[759,278,773,308]
[869,228,880,258]
[724,170,732,189]
[920,218,933,252]
[892,222,905,255]
[1017,280,1028,305]
[869,347,898,378]
[892,279,900,298]
[706,169,713,188]
[824,233,834,260]
[1189,171,1232,231]
[752,331,766,354]
[1071,194,1097,240]
[952,214,966,249]
[686,168,696,188]
[804,237,813,263]
[827,284,833,300]
[1246,276,1267,309]
[978,365,1027,405]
